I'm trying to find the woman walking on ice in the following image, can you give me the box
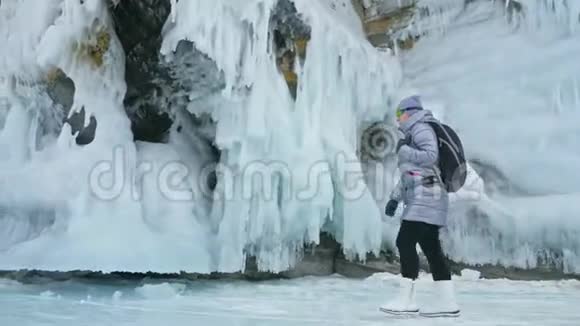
[380,95,462,318]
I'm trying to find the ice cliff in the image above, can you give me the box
[0,0,579,276]
[0,0,400,273]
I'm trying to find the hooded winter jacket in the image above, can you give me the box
[390,109,449,227]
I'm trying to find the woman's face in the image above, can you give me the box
[397,111,410,124]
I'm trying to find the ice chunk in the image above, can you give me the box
[135,283,186,300]
[458,269,482,281]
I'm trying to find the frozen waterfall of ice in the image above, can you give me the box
[0,0,579,275]
[0,0,401,273]
[0,0,212,273]
[160,0,402,272]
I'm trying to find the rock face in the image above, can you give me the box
[108,0,175,142]
[45,0,312,143]
[109,0,226,143]
[43,0,222,144]
[354,0,525,48]
[358,0,415,20]
[270,0,311,99]
[45,70,99,146]
[108,0,312,142]
[353,0,416,48]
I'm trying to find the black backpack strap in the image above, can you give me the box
[423,120,445,185]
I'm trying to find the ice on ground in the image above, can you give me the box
[1,274,579,325]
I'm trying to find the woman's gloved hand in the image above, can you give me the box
[384,199,399,217]
[396,136,411,153]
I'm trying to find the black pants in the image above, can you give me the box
[396,220,451,281]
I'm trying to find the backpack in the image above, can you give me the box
[425,121,467,193]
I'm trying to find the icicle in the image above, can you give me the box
[517,0,580,35]
[170,0,177,23]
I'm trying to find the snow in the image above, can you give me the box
[0,0,62,80]
[1,273,580,325]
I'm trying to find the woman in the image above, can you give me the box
[380,95,460,318]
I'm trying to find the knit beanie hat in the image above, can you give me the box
[397,95,423,111]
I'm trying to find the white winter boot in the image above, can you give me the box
[379,278,419,315]
[419,280,460,318]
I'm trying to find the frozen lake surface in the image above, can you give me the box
[1,272,578,326]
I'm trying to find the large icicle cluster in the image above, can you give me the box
[0,0,402,273]
[0,0,212,273]
[516,0,580,34]
[161,0,402,272]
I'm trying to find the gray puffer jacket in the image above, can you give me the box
[390,110,449,227]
